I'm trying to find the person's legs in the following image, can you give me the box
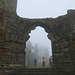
[44,62,45,66]
[42,62,43,66]
[42,62,45,67]
[35,62,36,66]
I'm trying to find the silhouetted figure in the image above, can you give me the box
[49,56,53,66]
[42,57,45,66]
[34,59,37,66]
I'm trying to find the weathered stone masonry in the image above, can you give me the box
[0,0,75,74]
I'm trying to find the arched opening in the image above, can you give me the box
[25,26,53,68]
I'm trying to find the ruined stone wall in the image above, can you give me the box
[51,11,75,73]
[1,0,17,12]
[0,0,25,66]
[0,0,7,68]
[68,10,75,71]
[5,16,31,65]
[0,0,75,74]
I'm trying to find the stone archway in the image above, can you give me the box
[0,0,75,74]
[25,24,54,67]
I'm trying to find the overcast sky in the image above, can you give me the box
[17,0,75,56]
[17,0,75,18]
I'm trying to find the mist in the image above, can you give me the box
[25,26,52,67]
[28,26,52,56]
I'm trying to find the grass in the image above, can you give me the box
[26,66,52,68]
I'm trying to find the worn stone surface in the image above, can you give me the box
[0,0,75,75]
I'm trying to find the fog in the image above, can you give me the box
[28,26,52,56]
[25,37,52,66]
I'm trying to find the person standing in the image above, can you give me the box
[42,57,45,66]
[34,59,37,67]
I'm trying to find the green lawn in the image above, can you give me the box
[26,66,52,68]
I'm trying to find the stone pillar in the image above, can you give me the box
[0,7,7,69]
[52,39,59,69]
[13,43,26,66]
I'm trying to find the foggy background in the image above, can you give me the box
[28,26,52,56]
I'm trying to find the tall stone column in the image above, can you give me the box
[52,40,59,69]
[15,43,26,66]
[0,6,7,69]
